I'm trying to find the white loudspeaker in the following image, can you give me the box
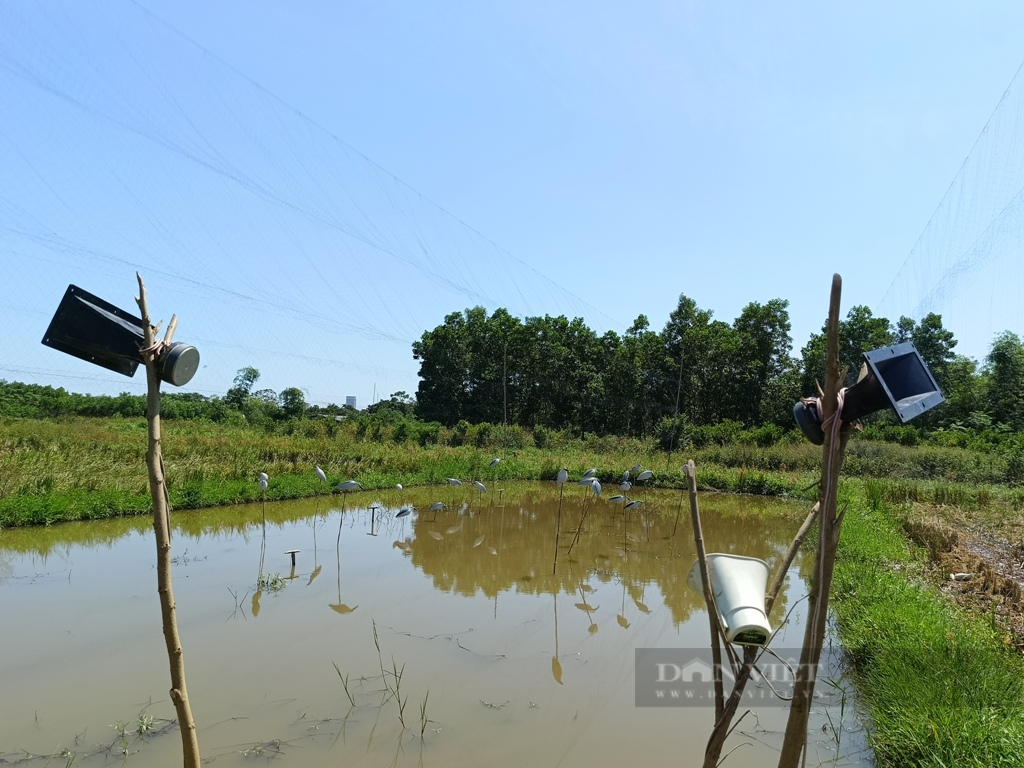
[688,554,772,647]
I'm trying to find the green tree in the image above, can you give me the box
[985,331,1024,430]
[226,367,260,410]
[365,391,416,418]
[413,311,470,425]
[661,294,715,424]
[731,299,793,426]
[895,313,958,390]
[800,306,893,396]
[279,387,307,420]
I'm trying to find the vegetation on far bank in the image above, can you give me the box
[3,401,1024,529]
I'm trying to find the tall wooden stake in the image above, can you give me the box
[777,273,851,767]
[136,273,201,768]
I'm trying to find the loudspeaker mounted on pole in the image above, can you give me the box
[793,341,943,445]
[41,284,199,387]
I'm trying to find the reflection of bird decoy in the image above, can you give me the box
[617,582,630,629]
[329,530,357,615]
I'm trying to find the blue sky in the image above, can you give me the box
[2,1,1023,407]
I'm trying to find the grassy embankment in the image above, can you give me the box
[5,416,1024,765]
[834,486,1024,767]
[3,415,1024,528]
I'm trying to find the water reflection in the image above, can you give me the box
[402,486,805,628]
[0,483,866,768]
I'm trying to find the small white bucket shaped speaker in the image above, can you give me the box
[688,554,772,646]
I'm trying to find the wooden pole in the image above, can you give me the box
[685,460,726,723]
[777,273,851,768]
[136,273,201,768]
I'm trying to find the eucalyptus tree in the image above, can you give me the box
[731,299,794,426]
[892,313,959,428]
[800,305,894,396]
[660,294,715,424]
[413,310,471,425]
[985,331,1024,430]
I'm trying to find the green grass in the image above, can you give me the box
[0,416,823,528]
[3,415,1024,528]
[832,490,1024,767]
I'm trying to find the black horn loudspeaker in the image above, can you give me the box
[793,342,944,445]
[41,284,199,387]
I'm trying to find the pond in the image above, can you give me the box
[0,483,872,767]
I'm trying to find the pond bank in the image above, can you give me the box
[831,490,1024,767]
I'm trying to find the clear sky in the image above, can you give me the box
[2,1,1023,407]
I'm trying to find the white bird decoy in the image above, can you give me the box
[490,458,502,467]
[619,481,632,491]
[315,466,327,483]
[258,472,269,483]
[430,501,446,511]
[624,500,643,510]
[258,478,268,491]
[556,468,569,487]
[582,468,598,479]
[395,483,403,491]
[334,480,362,492]
[636,470,654,482]
[446,478,463,486]
[590,478,602,497]
[630,465,642,476]
[473,480,486,493]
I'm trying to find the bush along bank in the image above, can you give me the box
[830,487,1024,768]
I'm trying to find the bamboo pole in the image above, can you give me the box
[136,273,201,768]
[777,273,851,767]
[685,460,726,723]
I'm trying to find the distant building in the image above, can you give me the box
[345,395,357,409]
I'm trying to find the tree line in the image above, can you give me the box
[412,293,1024,438]
[4,290,1024,443]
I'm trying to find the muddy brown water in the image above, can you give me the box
[0,483,872,767]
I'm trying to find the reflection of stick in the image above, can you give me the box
[257,491,266,580]
[552,485,564,574]
[671,485,685,537]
